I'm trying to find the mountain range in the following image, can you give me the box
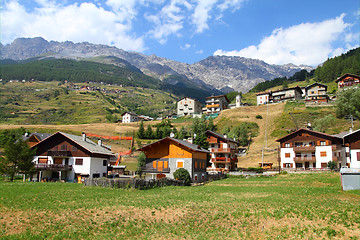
[0,37,313,93]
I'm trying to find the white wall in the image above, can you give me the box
[315,146,333,168]
[89,157,108,177]
[280,148,295,168]
[350,150,360,168]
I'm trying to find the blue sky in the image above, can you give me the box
[1,0,359,66]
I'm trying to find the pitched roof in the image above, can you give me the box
[31,131,115,156]
[305,82,328,90]
[271,86,302,94]
[335,73,360,83]
[343,128,360,139]
[137,137,209,153]
[205,130,240,144]
[121,112,138,117]
[205,94,229,103]
[23,133,52,142]
[276,128,343,142]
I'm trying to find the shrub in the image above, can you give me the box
[327,161,337,170]
[255,115,263,119]
[173,168,191,186]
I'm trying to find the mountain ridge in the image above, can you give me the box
[1,37,313,93]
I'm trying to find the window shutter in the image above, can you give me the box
[290,163,293,168]
[153,161,157,169]
[326,140,329,145]
[317,141,320,146]
[164,161,168,168]
[357,152,360,161]
[283,163,286,168]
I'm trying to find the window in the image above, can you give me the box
[285,153,291,158]
[320,141,326,146]
[75,158,83,165]
[320,151,327,157]
[103,160,107,166]
[194,175,198,181]
[321,163,327,168]
[93,173,100,178]
[285,143,290,148]
[295,142,302,147]
[61,144,67,151]
[195,161,198,168]
[177,161,184,168]
[283,163,293,168]
[296,153,301,157]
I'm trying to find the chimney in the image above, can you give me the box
[98,139,102,146]
[349,127,353,133]
[25,132,29,137]
[82,132,86,141]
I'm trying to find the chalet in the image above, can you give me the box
[23,132,52,147]
[204,95,229,116]
[276,128,345,169]
[304,83,329,103]
[335,73,360,89]
[343,129,360,168]
[137,137,209,183]
[257,87,303,105]
[177,97,202,117]
[121,112,139,123]
[31,132,115,182]
[205,130,240,173]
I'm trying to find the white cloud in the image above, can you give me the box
[196,49,203,54]
[1,0,145,52]
[214,14,353,66]
[181,43,191,50]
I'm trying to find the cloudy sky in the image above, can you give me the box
[1,0,359,66]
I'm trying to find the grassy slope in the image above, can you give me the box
[0,81,177,124]
[0,173,359,239]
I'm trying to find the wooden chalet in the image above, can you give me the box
[304,83,329,103]
[31,132,115,182]
[276,128,345,169]
[335,73,360,89]
[205,130,240,173]
[137,137,209,183]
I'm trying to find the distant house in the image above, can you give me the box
[276,128,345,169]
[137,137,209,183]
[204,95,229,116]
[257,87,303,105]
[23,133,52,147]
[229,95,242,109]
[343,129,360,168]
[177,97,202,117]
[304,83,329,103]
[31,132,115,182]
[205,130,240,173]
[121,112,139,123]
[335,73,360,89]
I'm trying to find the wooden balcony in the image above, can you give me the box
[206,167,229,173]
[294,157,316,162]
[211,148,238,153]
[208,139,218,144]
[211,157,238,163]
[47,150,72,157]
[141,167,170,173]
[206,104,220,108]
[293,146,315,152]
[35,164,72,171]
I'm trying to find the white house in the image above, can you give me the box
[177,97,202,117]
[276,128,346,169]
[31,132,115,182]
[122,112,139,123]
[343,129,360,168]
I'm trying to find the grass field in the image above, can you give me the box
[1,173,359,239]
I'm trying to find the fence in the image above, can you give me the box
[83,177,185,190]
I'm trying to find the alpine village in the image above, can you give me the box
[1,39,360,239]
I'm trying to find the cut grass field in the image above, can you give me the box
[0,173,359,239]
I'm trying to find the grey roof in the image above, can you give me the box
[332,131,350,138]
[137,137,209,153]
[59,132,115,156]
[23,133,52,141]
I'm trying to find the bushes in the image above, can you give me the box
[173,168,191,186]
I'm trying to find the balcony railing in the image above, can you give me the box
[206,104,220,108]
[294,157,316,162]
[293,146,315,152]
[47,150,72,157]
[35,164,72,171]
[206,167,229,173]
[208,139,218,144]
[211,148,238,153]
[141,167,170,173]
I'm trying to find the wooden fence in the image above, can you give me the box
[84,177,186,190]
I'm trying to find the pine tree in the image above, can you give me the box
[145,125,154,139]
[137,121,145,139]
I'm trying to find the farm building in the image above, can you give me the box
[205,130,240,173]
[121,112,139,123]
[137,137,209,183]
[30,132,115,182]
[276,128,346,169]
[22,132,52,147]
[256,87,303,105]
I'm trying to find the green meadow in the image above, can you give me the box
[1,173,359,239]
